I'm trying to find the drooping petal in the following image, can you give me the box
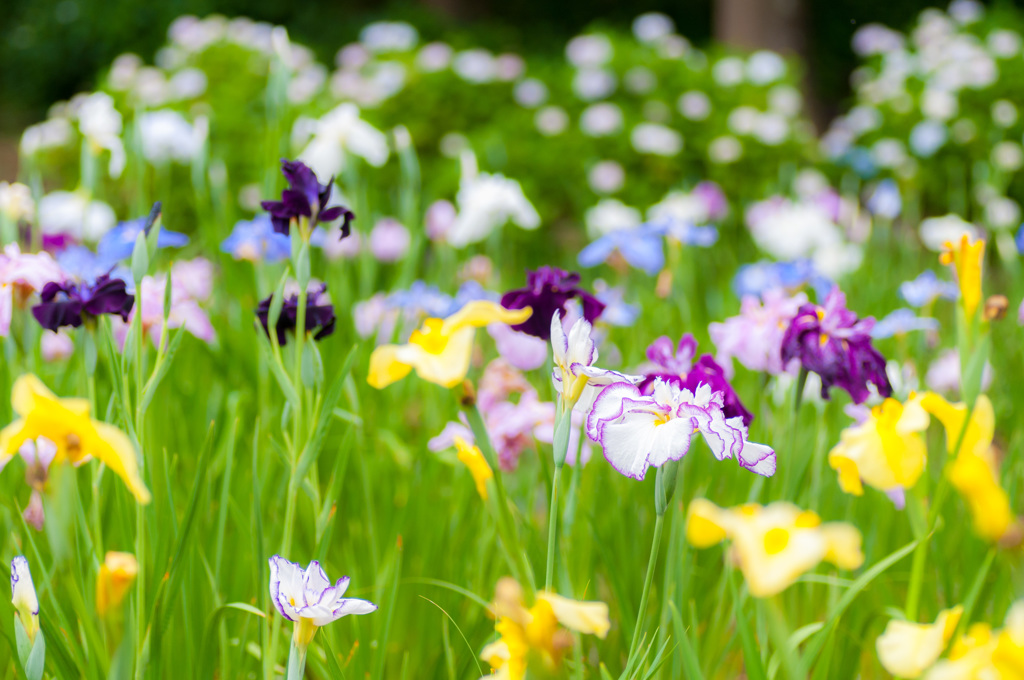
[537,592,610,639]
[85,421,151,504]
[367,345,415,389]
[443,300,532,334]
[876,607,962,679]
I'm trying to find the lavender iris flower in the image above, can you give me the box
[32,274,134,331]
[577,224,665,275]
[899,270,958,307]
[261,159,354,237]
[733,259,833,300]
[870,308,940,339]
[221,215,291,263]
[97,216,188,262]
[500,266,605,340]
[639,334,754,426]
[257,284,336,345]
[780,287,892,404]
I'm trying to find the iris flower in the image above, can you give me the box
[586,379,775,480]
[261,159,354,238]
[96,215,188,262]
[11,556,39,642]
[550,313,639,412]
[96,552,138,617]
[924,601,1024,678]
[32,274,134,332]
[257,284,336,346]
[939,234,985,321]
[899,270,958,308]
[577,223,665,276]
[480,577,608,680]
[686,499,863,597]
[709,289,807,376]
[828,394,931,507]
[268,556,377,649]
[780,287,892,404]
[876,606,962,678]
[0,374,151,504]
[501,267,604,340]
[221,215,290,262]
[368,301,531,389]
[454,436,493,500]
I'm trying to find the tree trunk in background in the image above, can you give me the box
[715,0,826,131]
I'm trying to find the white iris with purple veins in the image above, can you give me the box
[269,556,377,646]
[586,379,776,481]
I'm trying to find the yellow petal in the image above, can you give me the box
[454,436,492,500]
[367,345,414,389]
[537,592,610,639]
[399,326,476,388]
[96,551,139,616]
[442,301,531,335]
[0,419,28,460]
[828,451,865,496]
[85,421,152,504]
[948,453,1013,542]
[820,523,865,570]
[685,499,729,547]
[920,393,994,459]
[876,607,963,679]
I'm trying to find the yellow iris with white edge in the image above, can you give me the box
[920,393,1016,543]
[368,301,531,389]
[924,600,1024,679]
[480,577,609,680]
[876,606,963,678]
[686,499,863,598]
[0,374,151,504]
[829,393,930,498]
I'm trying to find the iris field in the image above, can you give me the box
[0,2,1023,678]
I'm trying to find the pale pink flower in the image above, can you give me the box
[0,244,65,337]
[40,330,74,362]
[709,289,808,377]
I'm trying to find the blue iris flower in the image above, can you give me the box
[871,308,940,339]
[578,223,665,276]
[98,216,189,263]
[733,259,832,300]
[222,215,290,263]
[899,270,958,307]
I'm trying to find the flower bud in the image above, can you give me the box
[11,557,39,642]
[96,552,138,617]
[984,294,1009,321]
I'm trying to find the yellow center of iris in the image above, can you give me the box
[409,318,448,354]
[794,510,820,528]
[763,527,790,555]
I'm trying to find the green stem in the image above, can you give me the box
[627,511,665,663]
[766,596,805,680]
[544,464,562,592]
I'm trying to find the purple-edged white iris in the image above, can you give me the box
[586,378,776,480]
[550,312,641,412]
[269,556,377,648]
[11,556,39,642]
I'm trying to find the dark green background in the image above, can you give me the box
[0,0,985,132]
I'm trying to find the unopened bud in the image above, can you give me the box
[460,380,477,408]
[984,294,1009,321]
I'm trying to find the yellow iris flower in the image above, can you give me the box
[925,601,1024,679]
[480,577,609,680]
[686,499,863,598]
[829,394,930,498]
[876,606,963,678]
[96,551,139,616]
[920,393,1015,542]
[939,234,985,321]
[368,301,531,389]
[0,374,151,504]
[455,436,493,500]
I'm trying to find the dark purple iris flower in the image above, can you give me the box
[257,284,337,345]
[639,334,754,426]
[31,274,134,331]
[500,266,605,340]
[260,160,354,238]
[780,287,892,404]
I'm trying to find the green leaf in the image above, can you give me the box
[139,329,185,418]
[25,630,45,680]
[730,575,767,680]
[255,325,300,411]
[130,231,149,287]
[268,268,290,335]
[668,601,704,680]
[295,346,357,483]
[198,603,267,679]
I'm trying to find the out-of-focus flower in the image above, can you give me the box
[579,103,623,137]
[534,106,569,136]
[588,379,775,480]
[11,556,39,642]
[221,215,290,262]
[0,374,150,503]
[900,270,959,307]
[0,244,65,337]
[921,393,1016,542]
[360,21,418,53]
[919,215,978,252]
[268,556,377,650]
[592,282,638,327]
[867,179,902,219]
[297,103,389,179]
[630,123,682,156]
[487,322,548,371]
[924,601,1024,678]
[138,110,206,164]
[939,234,984,321]
[710,289,807,377]
[454,436,492,500]
[587,161,625,195]
[733,259,832,300]
[501,267,604,340]
[566,33,613,68]
[639,334,753,426]
[417,42,453,72]
[74,92,126,178]
[38,191,117,243]
[40,330,74,363]
[116,260,216,348]
[32,274,134,332]
[480,577,608,680]
[257,283,335,346]
[425,200,457,241]
[633,12,675,43]
[368,301,530,389]
[686,499,863,597]
[368,218,410,262]
[261,159,354,238]
[781,287,892,404]
[453,49,497,83]
[0,182,34,223]
[578,223,664,276]
[96,552,138,617]
[97,215,189,263]
[10,436,57,530]
[871,308,940,339]
[829,394,931,507]
[925,348,992,396]
[584,199,641,238]
[447,153,540,248]
[876,607,962,678]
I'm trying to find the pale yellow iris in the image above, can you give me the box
[876,606,963,678]
[0,375,151,504]
[368,301,531,389]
